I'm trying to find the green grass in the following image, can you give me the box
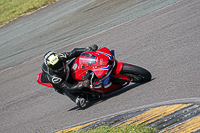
[68,125,156,133]
[0,0,58,26]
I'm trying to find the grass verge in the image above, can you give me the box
[68,124,156,133]
[0,0,59,26]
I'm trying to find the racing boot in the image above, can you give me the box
[75,96,86,108]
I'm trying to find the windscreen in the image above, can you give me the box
[79,53,96,68]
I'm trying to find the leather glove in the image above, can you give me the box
[58,52,69,59]
[85,45,98,51]
[77,79,90,89]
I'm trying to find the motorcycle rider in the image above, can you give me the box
[42,45,98,107]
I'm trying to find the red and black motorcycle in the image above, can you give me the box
[37,47,151,108]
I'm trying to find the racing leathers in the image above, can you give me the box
[42,45,98,96]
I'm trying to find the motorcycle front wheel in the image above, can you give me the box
[120,64,152,83]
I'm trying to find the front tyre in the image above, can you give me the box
[120,64,152,83]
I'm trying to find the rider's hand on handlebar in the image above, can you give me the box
[82,79,90,88]
[58,52,69,59]
[78,79,90,89]
[85,44,98,51]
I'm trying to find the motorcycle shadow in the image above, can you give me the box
[68,82,147,111]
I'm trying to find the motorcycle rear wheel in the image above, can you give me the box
[120,64,152,83]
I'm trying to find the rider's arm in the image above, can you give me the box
[46,74,89,93]
[59,45,98,61]
[60,48,87,60]
[42,63,89,93]
[51,77,88,93]
[44,73,89,93]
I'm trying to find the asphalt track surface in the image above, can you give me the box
[0,0,200,132]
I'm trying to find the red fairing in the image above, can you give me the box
[114,74,131,81]
[71,47,113,81]
[70,47,131,93]
[37,72,53,88]
[94,84,124,93]
[112,61,131,75]
[112,61,124,75]
[92,74,130,93]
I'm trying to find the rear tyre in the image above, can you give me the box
[120,64,152,83]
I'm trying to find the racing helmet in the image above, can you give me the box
[44,51,65,73]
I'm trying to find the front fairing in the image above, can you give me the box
[71,47,114,81]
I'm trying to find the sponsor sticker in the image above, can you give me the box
[73,63,77,70]
[52,77,62,84]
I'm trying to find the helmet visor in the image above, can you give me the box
[52,60,65,73]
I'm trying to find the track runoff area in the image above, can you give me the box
[54,99,200,133]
